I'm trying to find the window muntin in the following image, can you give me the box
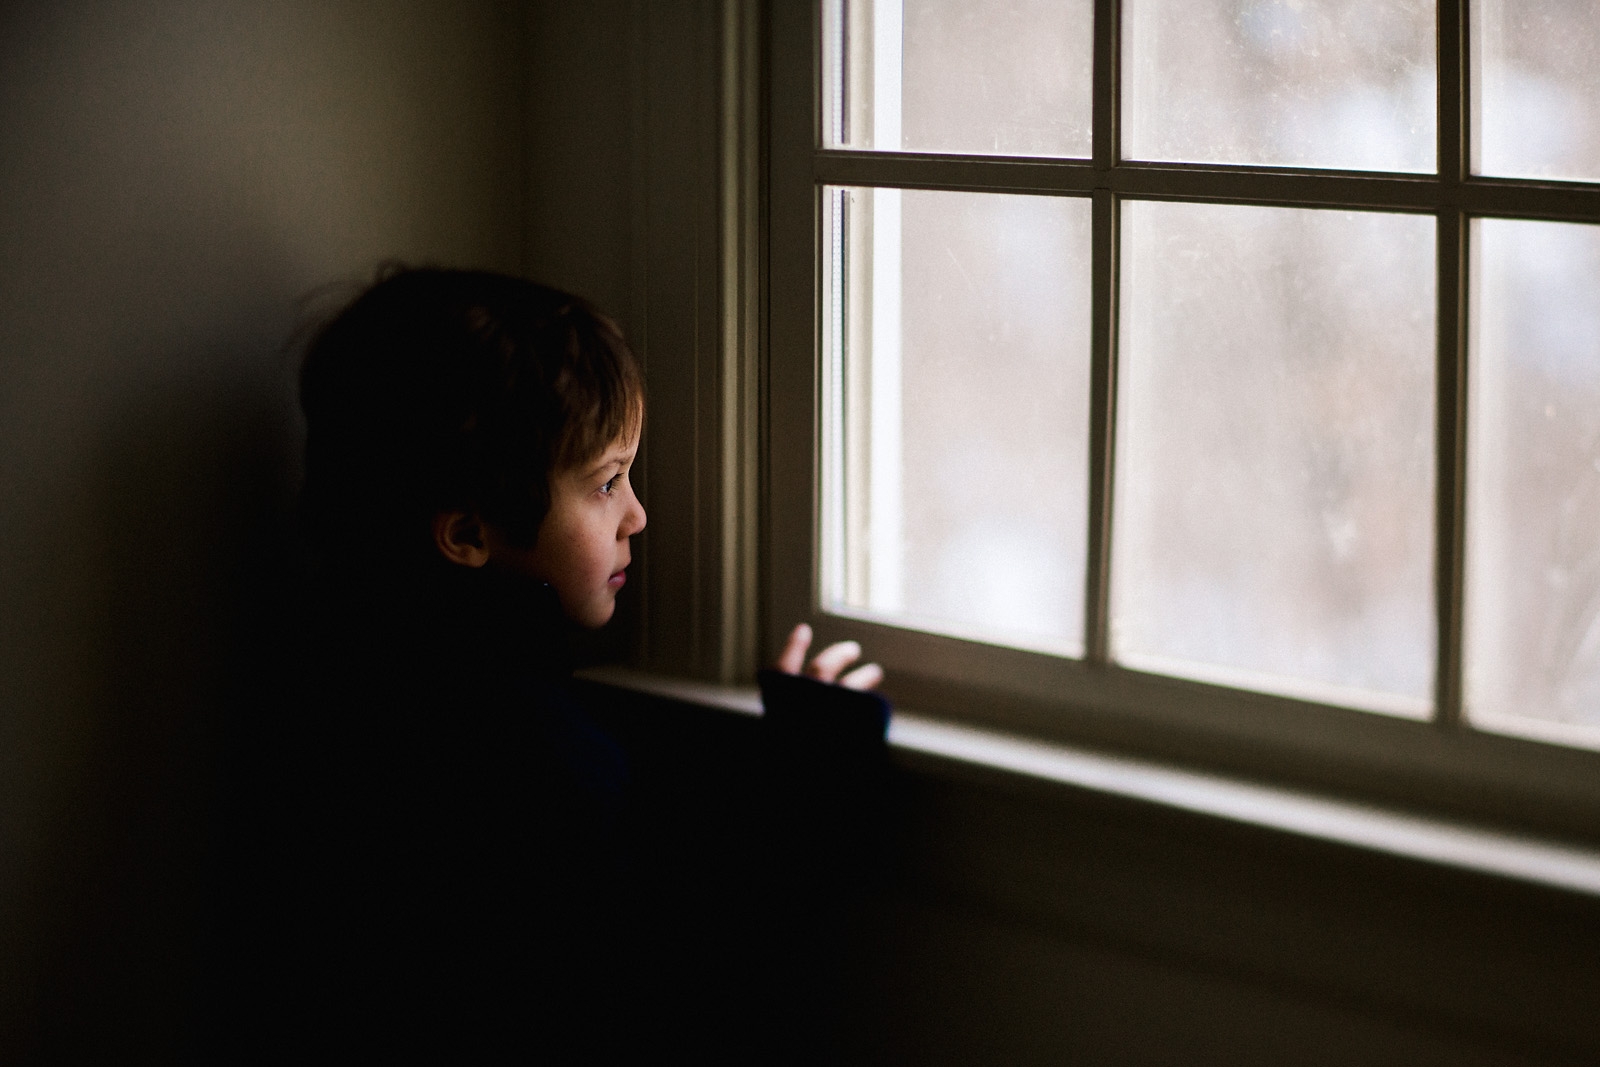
[821,186,1093,654]
[1123,0,1437,172]
[1113,201,1436,716]
[792,0,1600,778]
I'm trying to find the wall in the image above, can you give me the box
[522,0,639,326]
[0,1,525,1056]
[841,751,1600,1067]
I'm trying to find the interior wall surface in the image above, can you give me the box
[0,1,526,1056]
[523,0,638,328]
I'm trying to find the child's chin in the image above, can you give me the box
[572,600,616,629]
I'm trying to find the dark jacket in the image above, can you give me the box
[210,562,887,1062]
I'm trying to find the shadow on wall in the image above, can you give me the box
[0,0,526,1057]
[7,339,303,1062]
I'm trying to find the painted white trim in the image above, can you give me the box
[579,665,1600,897]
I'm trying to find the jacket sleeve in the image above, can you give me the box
[581,673,893,1061]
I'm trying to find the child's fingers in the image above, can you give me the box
[837,662,883,691]
[806,639,862,683]
[775,622,812,674]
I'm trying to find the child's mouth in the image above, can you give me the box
[608,569,627,589]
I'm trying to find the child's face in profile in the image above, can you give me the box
[493,429,645,628]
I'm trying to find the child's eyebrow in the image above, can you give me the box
[582,448,634,480]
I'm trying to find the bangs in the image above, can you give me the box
[547,308,645,471]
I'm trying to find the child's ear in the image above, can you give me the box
[432,510,491,568]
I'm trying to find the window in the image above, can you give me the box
[765,0,1600,835]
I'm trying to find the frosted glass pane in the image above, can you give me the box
[1465,219,1600,743]
[821,187,1091,653]
[1123,0,1435,171]
[1113,201,1436,714]
[1473,0,1600,181]
[823,0,1093,157]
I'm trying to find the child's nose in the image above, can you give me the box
[622,491,646,537]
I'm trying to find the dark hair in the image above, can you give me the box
[298,267,643,559]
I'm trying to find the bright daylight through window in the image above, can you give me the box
[812,0,1600,748]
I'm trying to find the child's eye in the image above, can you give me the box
[599,473,622,496]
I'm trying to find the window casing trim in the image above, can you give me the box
[762,0,1600,845]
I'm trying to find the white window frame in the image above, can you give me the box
[761,0,1600,842]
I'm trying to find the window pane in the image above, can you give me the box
[1472,0,1600,181]
[1122,0,1436,172]
[1113,201,1436,715]
[823,0,1093,158]
[1465,219,1600,744]
[821,187,1092,654]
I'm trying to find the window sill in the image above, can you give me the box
[579,665,1600,899]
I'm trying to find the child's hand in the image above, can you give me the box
[775,623,884,691]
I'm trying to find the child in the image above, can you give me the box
[297,266,877,671]
[246,266,885,1060]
